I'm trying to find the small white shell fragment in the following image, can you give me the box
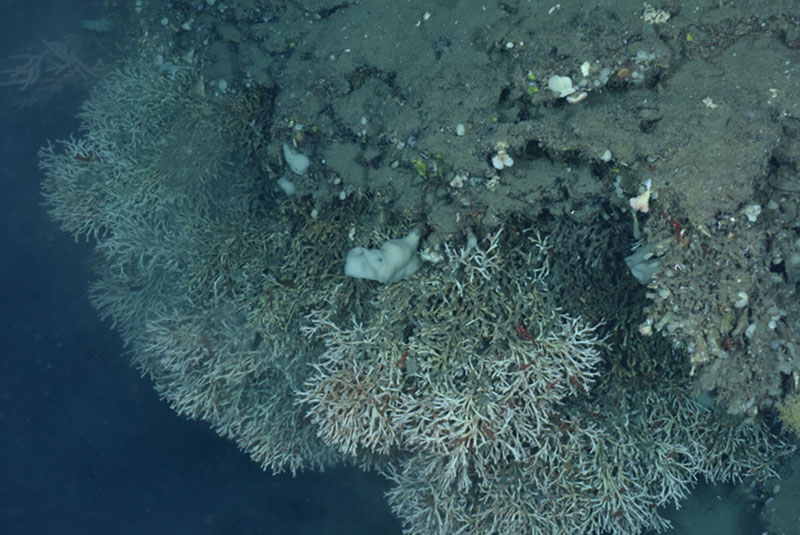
[600,149,612,162]
[566,91,588,104]
[449,172,466,189]
[742,204,761,222]
[455,123,465,136]
[638,319,653,336]
[745,323,756,338]
[642,3,670,24]
[420,248,444,263]
[733,291,749,308]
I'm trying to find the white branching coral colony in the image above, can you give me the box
[298,229,783,535]
[39,64,791,535]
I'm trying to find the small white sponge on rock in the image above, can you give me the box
[282,143,310,175]
[344,230,421,284]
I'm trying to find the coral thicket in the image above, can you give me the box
[40,63,793,535]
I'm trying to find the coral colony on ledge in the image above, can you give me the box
[35,1,800,533]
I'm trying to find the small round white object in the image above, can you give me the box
[217,79,228,92]
[455,123,465,136]
[339,190,347,200]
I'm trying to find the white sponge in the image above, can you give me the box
[344,230,421,284]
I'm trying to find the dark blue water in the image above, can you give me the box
[0,2,400,533]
